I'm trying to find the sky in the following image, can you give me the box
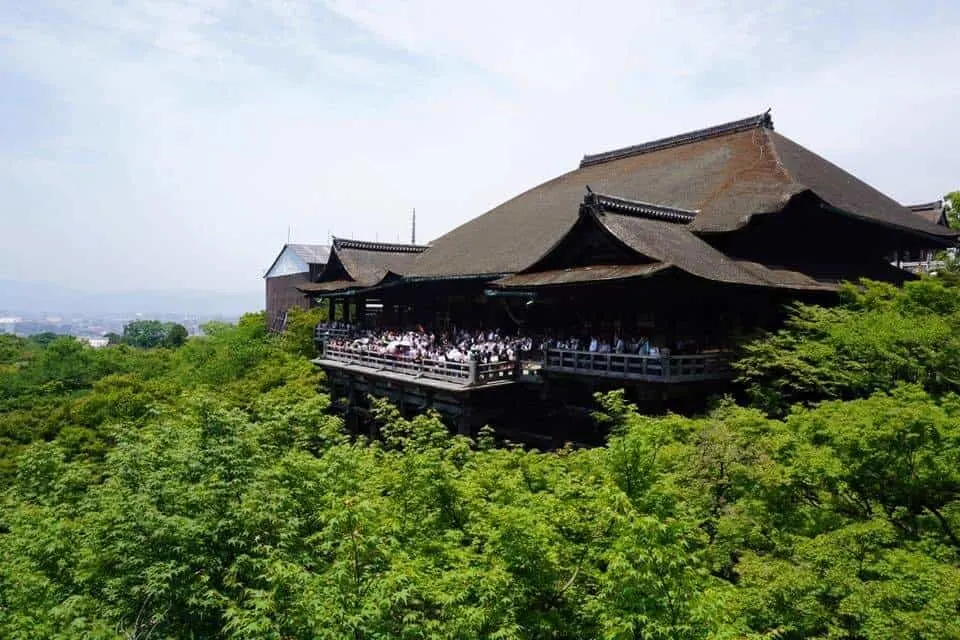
[1,0,958,294]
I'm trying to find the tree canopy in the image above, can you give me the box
[1,292,959,638]
[122,319,190,349]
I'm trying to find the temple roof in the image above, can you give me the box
[406,111,955,279]
[308,238,428,292]
[495,196,838,292]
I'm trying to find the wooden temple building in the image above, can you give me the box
[300,112,957,443]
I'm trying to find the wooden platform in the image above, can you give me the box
[312,357,517,393]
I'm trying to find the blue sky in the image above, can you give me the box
[1,0,958,293]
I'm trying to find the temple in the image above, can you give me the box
[297,112,956,443]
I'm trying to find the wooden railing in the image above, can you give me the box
[543,349,731,382]
[321,344,518,387]
[314,325,352,340]
[899,259,945,275]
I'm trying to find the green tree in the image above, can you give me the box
[944,190,959,229]
[4,299,960,639]
[735,278,960,413]
[27,332,60,347]
[281,306,327,358]
[122,320,168,348]
[163,323,188,348]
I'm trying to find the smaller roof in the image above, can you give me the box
[906,201,948,226]
[315,238,429,289]
[264,243,330,279]
[287,244,331,265]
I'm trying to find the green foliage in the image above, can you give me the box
[735,278,960,413]
[27,331,61,347]
[122,319,189,349]
[944,190,959,229]
[280,305,327,358]
[3,298,960,638]
[164,322,188,348]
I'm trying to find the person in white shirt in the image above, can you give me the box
[589,337,599,352]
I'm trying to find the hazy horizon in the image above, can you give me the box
[2,1,958,295]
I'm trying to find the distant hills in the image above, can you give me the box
[0,280,263,316]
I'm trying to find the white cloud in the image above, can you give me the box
[0,0,957,294]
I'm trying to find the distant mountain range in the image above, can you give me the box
[0,280,263,316]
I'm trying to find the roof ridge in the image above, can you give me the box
[906,201,942,211]
[584,190,698,223]
[332,237,429,253]
[580,111,774,168]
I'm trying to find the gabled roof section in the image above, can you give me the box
[906,201,948,226]
[495,195,837,292]
[580,112,773,168]
[754,132,956,239]
[319,237,429,288]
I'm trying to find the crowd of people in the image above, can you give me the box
[325,327,534,364]
[315,321,356,334]
[544,335,700,357]
[320,324,705,364]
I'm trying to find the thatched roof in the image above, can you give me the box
[408,112,955,279]
[301,238,429,294]
[333,238,427,285]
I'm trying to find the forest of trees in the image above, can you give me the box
[1,284,959,639]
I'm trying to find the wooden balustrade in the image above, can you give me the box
[321,344,517,387]
[314,326,352,340]
[320,342,729,385]
[543,348,731,382]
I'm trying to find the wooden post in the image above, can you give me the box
[357,296,367,329]
[468,360,478,386]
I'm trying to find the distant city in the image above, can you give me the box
[0,279,262,339]
[0,310,242,340]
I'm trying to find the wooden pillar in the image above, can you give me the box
[326,297,334,322]
[357,296,367,329]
